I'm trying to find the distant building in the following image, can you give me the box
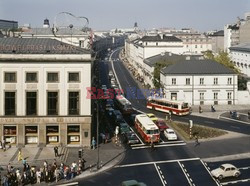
[0,38,92,147]
[0,19,18,30]
[208,30,224,53]
[160,59,238,105]
[229,43,250,77]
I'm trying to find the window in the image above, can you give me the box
[47,72,59,82]
[186,78,190,85]
[214,78,218,85]
[227,92,232,99]
[5,92,16,115]
[200,93,204,100]
[200,78,204,85]
[228,78,232,85]
[214,92,218,100]
[26,72,37,82]
[68,72,80,82]
[26,92,37,115]
[4,72,16,83]
[171,93,177,100]
[156,42,158,46]
[172,78,176,85]
[195,45,197,48]
[47,92,58,115]
[69,92,79,115]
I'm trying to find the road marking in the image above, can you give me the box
[115,157,200,168]
[154,163,167,186]
[220,116,250,125]
[57,182,78,186]
[159,140,185,144]
[131,143,186,150]
[200,159,221,186]
[220,179,250,185]
[238,166,250,170]
[178,161,193,186]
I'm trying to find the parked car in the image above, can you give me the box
[211,164,241,180]
[112,110,123,123]
[122,180,146,186]
[164,129,177,140]
[119,121,130,134]
[155,120,168,132]
[124,131,139,145]
[146,113,158,123]
[230,111,240,120]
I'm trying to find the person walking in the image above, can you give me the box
[18,150,23,161]
[54,146,59,157]
[195,135,200,147]
[36,169,41,184]
[91,137,96,150]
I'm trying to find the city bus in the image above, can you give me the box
[134,114,160,143]
[146,96,190,116]
[115,95,133,114]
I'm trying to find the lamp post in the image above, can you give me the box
[96,100,100,169]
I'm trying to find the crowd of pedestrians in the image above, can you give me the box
[0,157,86,185]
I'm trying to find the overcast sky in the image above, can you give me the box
[0,0,250,31]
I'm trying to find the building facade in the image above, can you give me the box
[160,59,238,106]
[0,19,18,30]
[230,43,250,77]
[0,38,92,147]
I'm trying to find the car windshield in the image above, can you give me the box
[168,131,175,134]
[220,165,225,170]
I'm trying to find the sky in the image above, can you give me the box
[0,0,250,31]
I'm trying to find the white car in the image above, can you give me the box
[164,129,177,140]
[211,164,241,180]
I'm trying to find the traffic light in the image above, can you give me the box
[78,149,83,159]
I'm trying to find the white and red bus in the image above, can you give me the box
[115,95,133,114]
[146,97,190,116]
[135,114,160,143]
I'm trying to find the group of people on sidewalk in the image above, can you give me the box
[0,155,86,185]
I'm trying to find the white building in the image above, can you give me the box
[229,43,250,77]
[160,59,238,106]
[0,38,92,147]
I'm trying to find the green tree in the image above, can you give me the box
[153,62,167,89]
[203,50,215,60]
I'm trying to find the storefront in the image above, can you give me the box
[46,125,59,144]
[25,125,38,144]
[67,125,80,145]
[3,125,17,144]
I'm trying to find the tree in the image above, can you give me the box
[153,61,167,89]
[203,50,215,60]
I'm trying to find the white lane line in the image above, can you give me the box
[110,49,122,91]
[220,116,250,125]
[132,143,186,150]
[220,179,250,186]
[154,163,167,186]
[159,140,185,144]
[178,161,193,186]
[115,157,200,168]
[129,127,145,145]
[200,160,221,186]
[238,166,250,170]
[57,182,79,186]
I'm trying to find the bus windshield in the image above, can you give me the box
[147,129,159,134]
[182,103,189,109]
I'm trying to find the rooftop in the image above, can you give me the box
[161,59,235,75]
[0,38,90,54]
[140,34,182,42]
[229,43,250,53]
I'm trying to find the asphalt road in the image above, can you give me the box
[77,49,250,186]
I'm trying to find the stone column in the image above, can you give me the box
[81,117,91,148]
[17,124,24,147]
[59,122,67,146]
[38,124,46,147]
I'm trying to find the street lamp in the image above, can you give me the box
[95,100,100,169]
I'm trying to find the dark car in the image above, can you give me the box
[230,111,239,119]
[124,131,139,145]
[119,121,130,134]
[155,120,168,132]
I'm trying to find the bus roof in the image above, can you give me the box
[147,96,187,105]
[116,95,131,105]
[135,114,158,130]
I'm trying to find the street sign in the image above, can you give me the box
[189,120,193,128]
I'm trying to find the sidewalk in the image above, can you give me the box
[191,104,250,119]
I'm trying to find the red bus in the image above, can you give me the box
[134,114,160,143]
[146,97,190,116]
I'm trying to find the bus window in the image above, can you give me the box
[182,103,189,109]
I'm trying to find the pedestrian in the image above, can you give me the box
[195,135,200,146]
[54,168,60,182]
[92,137,96,150]
[18,150,23,161]
[199,105,203,113]
[2,139,6,151]
[36,169,41,184]
[54,146,58,157]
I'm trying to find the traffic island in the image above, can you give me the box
[167,121,228,141]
